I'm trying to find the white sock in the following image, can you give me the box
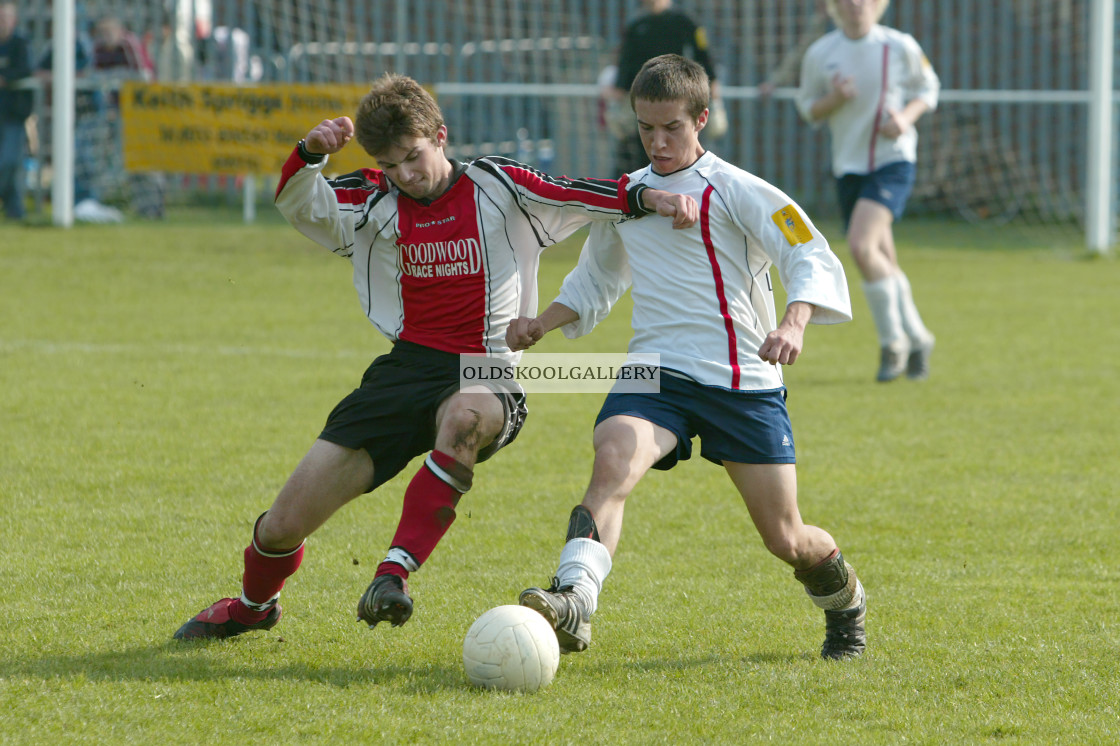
[893,272,934,349]
[555,537,612,615]
[845,580,865,610]
[862,277,906,352]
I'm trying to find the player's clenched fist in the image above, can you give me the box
[304,117,355,155]
[757,329,802,366]
[642,190,699,230]
[506,316,544,352]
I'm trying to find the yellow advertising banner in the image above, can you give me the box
[120,82,373,176]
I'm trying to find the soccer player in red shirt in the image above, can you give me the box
[173,73,696,641]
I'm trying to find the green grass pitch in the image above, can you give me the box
[1,212,1117,744]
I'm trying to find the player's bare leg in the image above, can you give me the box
[581,415,677,554]
[358,387,505,629]
[261,440,376,547]
[848,198,908,381]
[724,461,866,659]
[847,198,897,282]
[174,441,373,640]
[879,237,936,382]
[521,415,676,652]
[869,208,935,378]
[723,462,834,565]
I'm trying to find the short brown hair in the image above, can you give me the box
[354,73,444,156]
[629,54,710,121]
[825,0,891,24]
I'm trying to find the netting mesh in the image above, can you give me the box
[10,0,1106,235]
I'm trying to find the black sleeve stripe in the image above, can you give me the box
[481,156,618,199]
[355,190,391,232]
[326,169,377,189]
[471,165,547,247]
[471,158,634,246]
[473,161,620,246]
[483,155,651,217]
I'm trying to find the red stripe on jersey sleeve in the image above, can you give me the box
[333,169,384,204]
[334,187,376,205]
[616,173,630,208]
[275,148,306,199]
[500,163,625,211]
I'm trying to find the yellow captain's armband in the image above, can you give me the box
[771,204,813,246]
[695,27,709,50]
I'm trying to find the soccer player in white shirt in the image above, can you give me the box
[508,54,867,660]
[171,73,696,642]
[797,0,939,382]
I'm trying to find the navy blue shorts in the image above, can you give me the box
[594,372,796,470]
[320,341,527,491]
[836,160,916,228]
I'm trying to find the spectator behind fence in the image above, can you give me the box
[195,11,262,83]
[36,27,124,224]
[605,0,725,176]
[153,17,192,82]
[92,15,154,88]
[0,1,32,220]
[92,15,163,219]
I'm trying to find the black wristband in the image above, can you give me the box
[297,139,325,164]
[627,182,651,216]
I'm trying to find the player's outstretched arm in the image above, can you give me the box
[304,117,355,155]
[506,303,581,351]
[276,116,360,256]
[641,189,699,229]
[758,301,815,366]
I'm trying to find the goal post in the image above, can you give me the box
[50,0,75,227]
[1086,0,1115,254]
[20,0,1119,249]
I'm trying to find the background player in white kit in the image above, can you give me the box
[508,55,867,660]
[797,0,940,382]
[172,73,696,642]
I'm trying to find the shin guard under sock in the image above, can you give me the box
[793,548,860,611]
[376,451,473,580]
[233,513,304,625]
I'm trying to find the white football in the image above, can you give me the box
[463,604,560,692]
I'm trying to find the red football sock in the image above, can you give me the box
[230,513,304,625]
[376,451,473,580]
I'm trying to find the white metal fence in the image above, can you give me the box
[8,0,1115,246]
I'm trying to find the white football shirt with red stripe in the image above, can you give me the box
[555,151,852,392]
[796,24,939,177]
[275,149,649,361]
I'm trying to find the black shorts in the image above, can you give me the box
[320,340,528,492]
